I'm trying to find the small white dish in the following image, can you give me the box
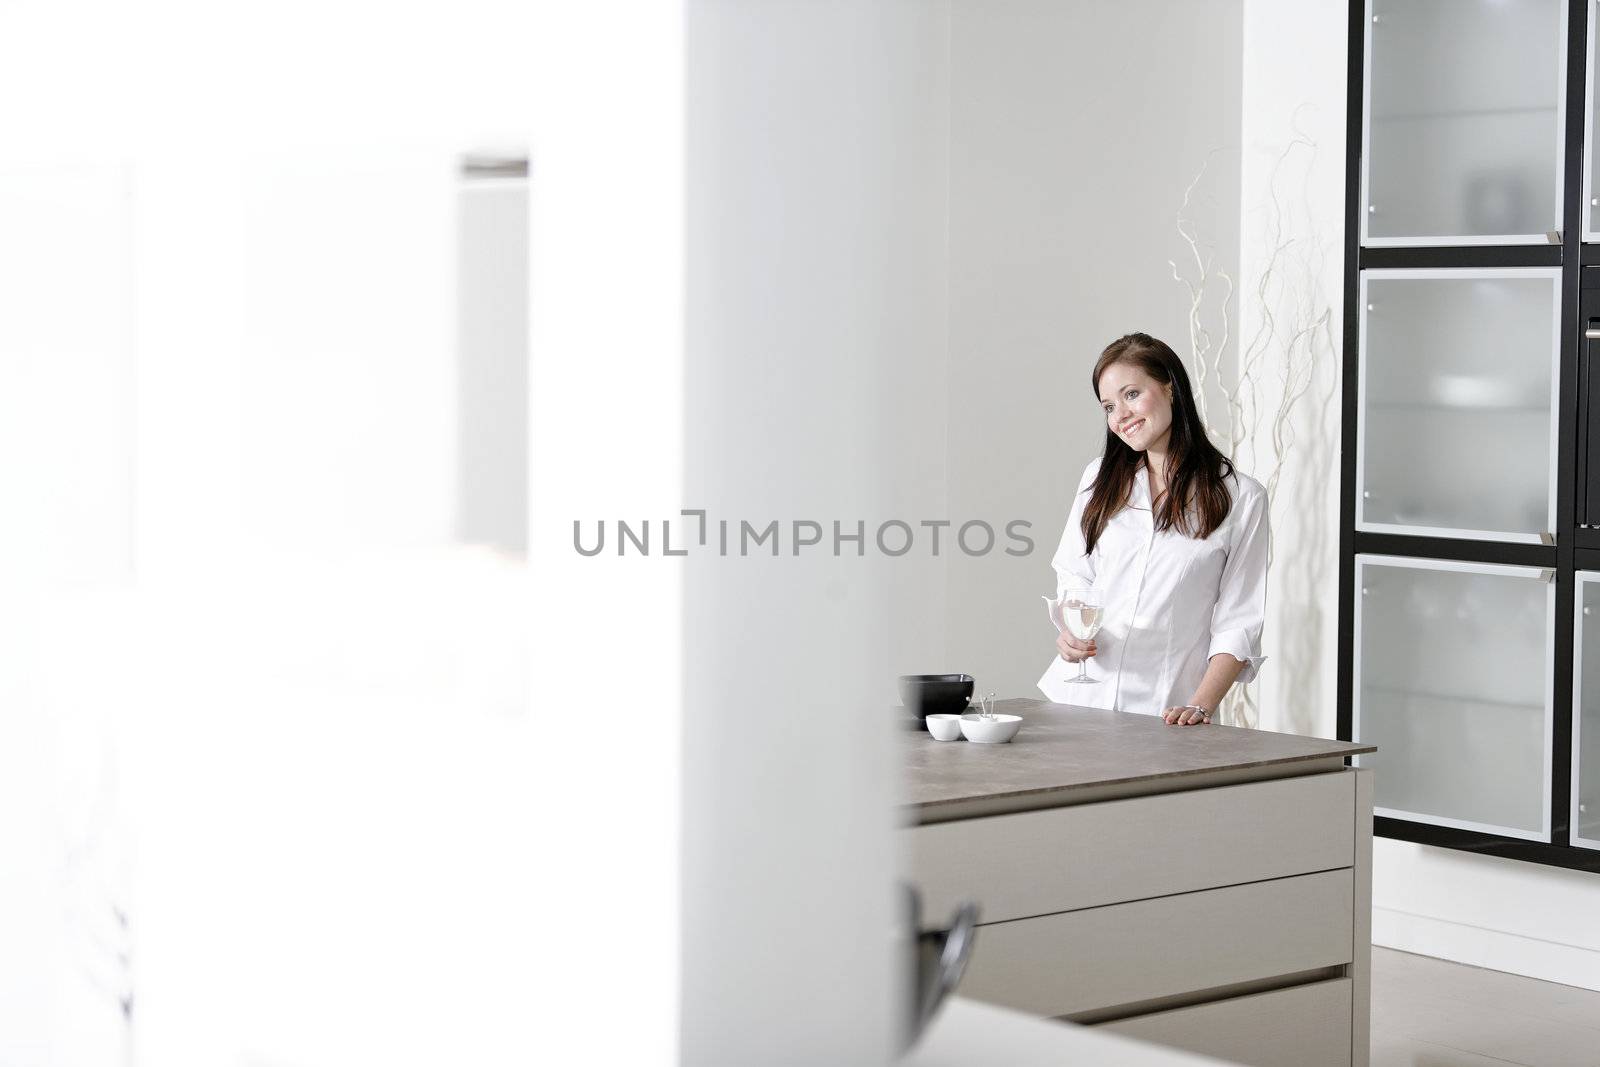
[959,713,1022,744]
[926,714,964,741]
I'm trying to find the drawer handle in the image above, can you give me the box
[918,903,979,1034]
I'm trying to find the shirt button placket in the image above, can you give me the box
[1113,512,1156,712]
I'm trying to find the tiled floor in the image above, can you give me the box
[1371,947,1600,1067]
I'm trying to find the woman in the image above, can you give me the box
[1037,332,1269,726]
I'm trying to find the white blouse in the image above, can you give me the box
[1037,457,1269,715]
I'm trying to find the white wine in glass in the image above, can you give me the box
[1062,588,1103,685]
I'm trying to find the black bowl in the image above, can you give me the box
[899,674,976,725]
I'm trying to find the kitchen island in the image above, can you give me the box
[903,697,1375,1067]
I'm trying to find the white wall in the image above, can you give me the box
[877,3,955,684]
[1238,0,1346,740]
[940,0,1244,701]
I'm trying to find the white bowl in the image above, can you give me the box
[959,713,1022,744]
[926,714,964,741]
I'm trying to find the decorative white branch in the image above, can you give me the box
[1169,149,1235,435]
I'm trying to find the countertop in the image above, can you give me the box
[903,697,1374,822]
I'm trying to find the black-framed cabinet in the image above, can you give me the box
[1340,0,1600,871]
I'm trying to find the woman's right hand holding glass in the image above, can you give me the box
[1055,588,1103,685]
[1056,631,1097,663]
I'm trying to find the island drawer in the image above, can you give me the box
[1099,976,1353,1067]
[956,868,1353,1019]
[910,769,1354,923]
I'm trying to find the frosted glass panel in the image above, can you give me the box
[1366,0,1564,242]
[1356,557,1550,839]
[1360,271,1557,539]
[1574,575,1600,849]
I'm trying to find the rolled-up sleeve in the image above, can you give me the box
[1208,484,1269,683]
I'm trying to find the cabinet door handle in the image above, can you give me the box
[1585,329,1600,340]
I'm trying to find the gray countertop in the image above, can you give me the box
[903,697,1374,822]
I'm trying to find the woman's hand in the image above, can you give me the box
[1056,631,1097,663]
[1162,704,1212,726]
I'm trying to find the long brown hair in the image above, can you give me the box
[1080,333,1234,554]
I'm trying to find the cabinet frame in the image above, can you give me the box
[1340,0,1599,873]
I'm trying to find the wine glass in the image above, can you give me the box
[1061,587,1103,685]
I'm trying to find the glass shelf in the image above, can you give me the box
[1373,106,1559,123]
[1365,401,1551,414]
